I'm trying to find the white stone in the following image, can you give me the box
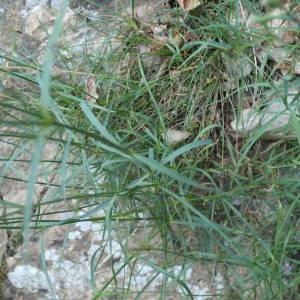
[214,273,224,290]
[25,0,63,11]
[138,44,162,71]
[68,230,82,240]
[166,129,191,144]
[88,244,101,258]
[177,0,201,12]
[75,220,92,232]
[294,61,300,74]
[132,263,161,289]
[227,56,253,78]
[50,259,90,289]
[267,47,290,62]
[24,6,55,41]
[176,280,211,300]
[45,249,59,262]
[109,240,123,259]
[231,96,298,139]
[8,265,49,293]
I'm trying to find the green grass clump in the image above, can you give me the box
[0,0,299,299]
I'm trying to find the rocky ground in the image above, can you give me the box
[1,0,299,299]
[0,1,228,299]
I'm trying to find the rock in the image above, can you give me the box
[231,88,299,139]
[85,75,99,104]
[7,265,49,293]
[225,55,253,78]
[176,0,201,12]
[256,46,300,76]
[138,44,162,73]
[257,46,290,63]
[126,2,159,19]
[266,7,299,46]
[294,61,300,75]
[166,129,191,144]
[221,79,238,91]
[24,6,55,41]
[151,24,169,44]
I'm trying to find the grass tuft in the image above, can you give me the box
[0,0,299,298]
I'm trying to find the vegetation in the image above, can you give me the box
[0,0,299,298]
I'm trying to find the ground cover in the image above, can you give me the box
[0,0,299,299]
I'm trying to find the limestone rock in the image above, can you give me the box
[166,129,191,144]
[176,0,201,12]
[226,56,253,78]
[231,88,299,139]
[24,6,55,41]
